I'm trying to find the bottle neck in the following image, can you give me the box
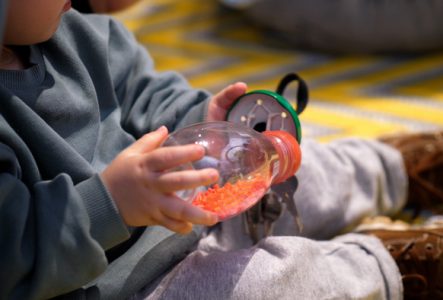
[262,130,301,184]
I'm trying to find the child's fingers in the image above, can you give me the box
[206,82,247,122]
[213,82,248,109]
[155,214,194,235]
[155,168,219,192]
[144,144,206,171]
[159,196,218,226]
[128,126,169,154]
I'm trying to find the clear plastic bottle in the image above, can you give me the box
[163,121,301,221]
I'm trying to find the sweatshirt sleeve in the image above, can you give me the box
[105,17,212,137]
[0,142,130,300]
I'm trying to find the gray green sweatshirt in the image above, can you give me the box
[0,7,211,300]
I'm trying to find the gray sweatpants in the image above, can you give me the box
[136,138,406,299]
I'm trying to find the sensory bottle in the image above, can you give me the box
[163,121,301,221]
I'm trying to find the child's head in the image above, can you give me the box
[3,0,71,46]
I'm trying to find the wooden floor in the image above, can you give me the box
[116,0,443,142]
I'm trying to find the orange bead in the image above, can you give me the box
[191,175,268,220]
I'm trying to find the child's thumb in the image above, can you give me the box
[130,126,169,153]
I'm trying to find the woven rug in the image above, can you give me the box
[116,0,443,142]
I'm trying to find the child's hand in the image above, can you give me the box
[206,82,247,122]
[100,126,219,234]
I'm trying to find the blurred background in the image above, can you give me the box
[114,0,443,142]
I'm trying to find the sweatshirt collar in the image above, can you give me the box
[0,45,46,92]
